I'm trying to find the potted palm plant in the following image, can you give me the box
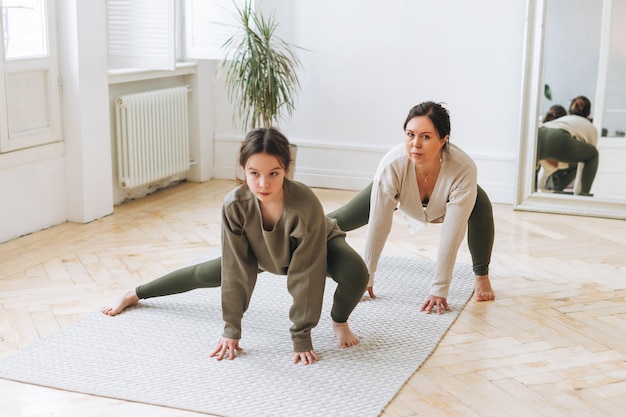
[219,0,303,177]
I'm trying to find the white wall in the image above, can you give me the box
[213,0,528,204]
[0,0,529,243]
[60,0,114,224]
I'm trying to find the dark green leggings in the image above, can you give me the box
[136,236,368,323]
[536,127,598,194]
[326,183,494,276]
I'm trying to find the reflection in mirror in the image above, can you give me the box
[536,96,599,196]
[515,0,626,219]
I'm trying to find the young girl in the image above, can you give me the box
[103,127,368,365]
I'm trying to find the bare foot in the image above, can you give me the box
[102,290,140,316]
[474,275,495,302]
[332,321,359,348]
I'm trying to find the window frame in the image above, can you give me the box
[0,0,62,154]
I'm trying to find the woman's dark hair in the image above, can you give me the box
[403,101,451,149]
[569,96,591,118]
[237,127,292,183]
[542,104,567,123]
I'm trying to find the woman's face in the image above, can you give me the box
[404,116,448,166]
[244,152,286,204]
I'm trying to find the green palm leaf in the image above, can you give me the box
[219,0,303,131]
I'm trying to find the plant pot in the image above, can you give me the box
[287,143,297,180]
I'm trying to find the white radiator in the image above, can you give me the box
[115,86,191,189]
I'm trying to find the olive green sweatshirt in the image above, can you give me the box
[220,179,345,352]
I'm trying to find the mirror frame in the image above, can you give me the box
[514,0,626,220]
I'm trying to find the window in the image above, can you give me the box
[0,0,61,153]
[184,0,246,60]
[106,0,177,70]
[2,0,47,58]
[105,0,248,71]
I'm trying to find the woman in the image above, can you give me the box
[103,127,368,365]
[536,104,570,191]
[542,104,567,123]
[537,96,599,195]
[328,101,495,314]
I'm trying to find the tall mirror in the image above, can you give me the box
[515,0,626,219]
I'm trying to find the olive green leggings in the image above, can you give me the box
[326,183,494,276]
[536,127,598,194]
[136,236,368,323]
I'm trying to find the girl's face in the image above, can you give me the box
[244,152,286,204]
[404,116,448,166]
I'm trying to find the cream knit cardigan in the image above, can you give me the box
[365,142,478,298]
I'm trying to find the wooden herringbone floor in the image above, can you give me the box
[1,179,625,417]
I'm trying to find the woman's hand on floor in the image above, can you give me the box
[420,295,450,314]
[210,337,242,361]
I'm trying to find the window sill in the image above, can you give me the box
[108,62,198,85]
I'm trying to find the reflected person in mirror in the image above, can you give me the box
[327,101,496,315]
[536,104,570,190]
[536,96,599,195]
[542,104,567,123]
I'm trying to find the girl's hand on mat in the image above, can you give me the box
[366,286,376,298]
[420,295,450,315]
[210,337,242,361]
[293,349,319,365]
